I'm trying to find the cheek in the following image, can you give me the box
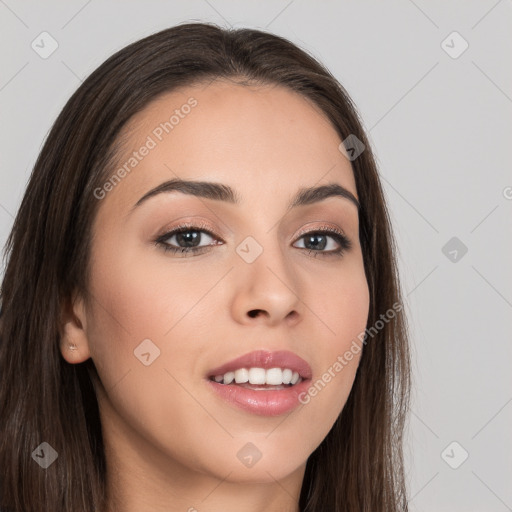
[86,237,213,344]
[307,254,370,353]
[83,238,194,392]
[84,247,219,464]
[294,258,369,429]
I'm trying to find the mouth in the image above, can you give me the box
[205,350,312,416]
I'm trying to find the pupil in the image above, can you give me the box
[305,234,326,251]
[177,231,200,248]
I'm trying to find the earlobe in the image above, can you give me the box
[59,293,91,364]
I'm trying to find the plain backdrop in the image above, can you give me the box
[1,1,511,510]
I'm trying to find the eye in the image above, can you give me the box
[154,222,222,257]
[293,226,352,258]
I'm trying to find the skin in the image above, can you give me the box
[60,79,370,512]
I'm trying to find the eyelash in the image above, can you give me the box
[154,222,352,258]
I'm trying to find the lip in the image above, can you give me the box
[205,350,313,417]
[206,349,312,380]
[206,378,311,416]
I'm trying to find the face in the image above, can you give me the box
[62,79,370,486]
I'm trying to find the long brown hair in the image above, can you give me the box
[0,22,411,511]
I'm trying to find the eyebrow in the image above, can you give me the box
[130,178,360,213]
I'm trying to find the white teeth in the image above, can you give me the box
[248,367,266,385]
[213,367,303,386]
[234,368,249,384]
[282,369,292,384]
[265,367,283,385]
[223,371,235,384]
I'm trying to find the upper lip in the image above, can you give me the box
[207,350,312,380]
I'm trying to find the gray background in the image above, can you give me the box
[1,1,511,510]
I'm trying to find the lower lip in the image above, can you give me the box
[206,378,311,416]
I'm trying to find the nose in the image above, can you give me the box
[229,242,302,327]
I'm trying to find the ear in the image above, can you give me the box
[59,292,91,364]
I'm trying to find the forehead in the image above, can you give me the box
[101,79,357,213]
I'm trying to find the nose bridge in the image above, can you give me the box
[231,228,302,324]
[237,225,291,282]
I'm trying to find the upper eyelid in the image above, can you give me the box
[294,222,348,239]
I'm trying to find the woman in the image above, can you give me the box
[0,22,411,512]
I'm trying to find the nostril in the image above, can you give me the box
[248,309,263,318]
